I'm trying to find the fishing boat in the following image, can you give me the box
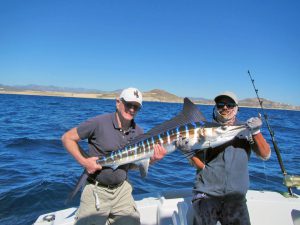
[33,127,300,225]
[33,178,300,225]
[34,74,300,225]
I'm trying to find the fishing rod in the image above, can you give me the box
[247,70,300,196]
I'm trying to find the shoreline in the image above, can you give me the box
[1,90,299,111]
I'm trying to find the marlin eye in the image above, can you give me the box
[221,126,227,130]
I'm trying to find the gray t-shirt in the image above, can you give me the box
[193,121,251,198]
[77,112,143,185]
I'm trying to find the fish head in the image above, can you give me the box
[214,124,249,139]
[193,124,250,149]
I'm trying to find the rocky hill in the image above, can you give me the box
[0,84,299,111]
[238,98,300,111]
[143,89,182,102]
[191,97,300,111]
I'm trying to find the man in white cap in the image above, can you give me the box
[62,87,166,225]
[176,91,271,225]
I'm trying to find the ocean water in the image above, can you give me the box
[0,94,299,225]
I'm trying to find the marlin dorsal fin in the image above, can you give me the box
[182,97,206,122]
[128,98,206,144]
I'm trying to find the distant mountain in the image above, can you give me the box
[239,98,300,110]
[144,89,182,102]
[0,84,107,93]
[190,97,214,105]
[0,83,299,110]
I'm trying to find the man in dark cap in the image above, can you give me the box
[177,91,271,225]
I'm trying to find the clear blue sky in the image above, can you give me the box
[1,1,299,105]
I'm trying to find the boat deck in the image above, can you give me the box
[34,189,300,225]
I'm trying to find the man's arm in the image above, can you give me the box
[251,133,271,160]
[190,156,206,170]
[174,137,205,170]
[245,117,271,160]
[61,127,102,174]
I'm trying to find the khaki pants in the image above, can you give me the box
[75,180,140,225]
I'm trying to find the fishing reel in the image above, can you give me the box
[283,175,300,190]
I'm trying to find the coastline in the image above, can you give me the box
[1,90,299,111]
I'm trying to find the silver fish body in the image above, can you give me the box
[96,120,249,177]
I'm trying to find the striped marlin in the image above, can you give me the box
[95,97,250,177]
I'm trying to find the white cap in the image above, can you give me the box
[214,91,238,105]
[119,87,143,106]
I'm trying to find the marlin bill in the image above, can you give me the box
[96,98,251,177]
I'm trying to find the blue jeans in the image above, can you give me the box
[192,194,251,225]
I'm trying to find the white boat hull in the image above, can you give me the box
[34,189,300,225]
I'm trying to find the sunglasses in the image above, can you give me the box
[216,102,237,109]
[121,99,141,111]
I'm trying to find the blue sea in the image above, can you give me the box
[0,94,299,225]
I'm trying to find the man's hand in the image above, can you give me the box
[246,117,262,135]
[175,136,193,155]
[151,144,167,163]
[84,157,102,174]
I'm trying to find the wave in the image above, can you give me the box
[5,137,63,150]
[0,179,78,225]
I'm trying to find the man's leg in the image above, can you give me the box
[108,181,140,225]
[219,199,251,225]
[192,198,220,225]
[75,184,111,225]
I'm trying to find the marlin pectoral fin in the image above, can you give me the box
[136,159,150,178]
[111,164,119,170]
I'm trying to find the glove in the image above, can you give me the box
[236,129,251,140]
[246,117,262,135]
[175,136,193,158]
